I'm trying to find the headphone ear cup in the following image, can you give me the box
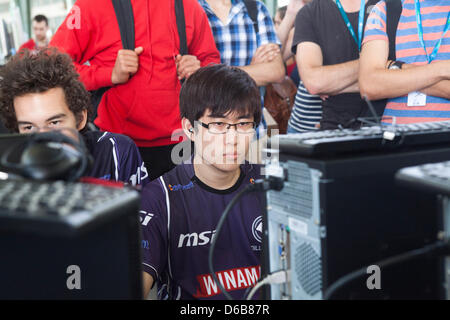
[5,131,91,182]
[20,142,82,181]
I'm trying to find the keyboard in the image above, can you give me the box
[396,161,450,197]
[0,179,140,236]
[272,121,450,156]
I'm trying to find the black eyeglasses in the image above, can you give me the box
[198,121,256,134]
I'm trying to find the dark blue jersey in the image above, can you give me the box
[83,131,149,187]
[140,161,264,300]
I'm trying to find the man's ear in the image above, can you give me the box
[182,118,195,141]
[76,109,88,131]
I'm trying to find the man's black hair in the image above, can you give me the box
[179,64,262,126]
[33,15,48,26]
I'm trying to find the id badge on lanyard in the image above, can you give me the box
[335,0,366,51]
[408,0,450,107]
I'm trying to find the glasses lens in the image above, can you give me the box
[208,122,228,134]
[236,122,256,133]
[207,122,256,134]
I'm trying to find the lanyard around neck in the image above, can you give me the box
[335,0,366,51]
[414,0,450,63]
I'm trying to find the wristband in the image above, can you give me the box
[389,61,405,70]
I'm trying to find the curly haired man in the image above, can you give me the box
[0,49,149,186]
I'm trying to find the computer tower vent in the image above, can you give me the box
[268,161,313,219]
[295,242,322,296]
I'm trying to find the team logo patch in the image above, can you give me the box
[140,210,154,226]
[194,265,261,298]
[169,181,194,191]
[252,216,263,243]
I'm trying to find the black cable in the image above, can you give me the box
[208,176,285,300]
[324,240,450,300]
[363,95,382,127]
[208,183,256,300]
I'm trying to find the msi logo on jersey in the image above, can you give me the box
[178,230,216,248]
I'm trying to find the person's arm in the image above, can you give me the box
[239,2,285,86]
[359,39,450,100]
[276,0,305,59]
[296,41,360,96]
[291,1,359,96]
[143,272,154,298]
[402,63,450,100]
[50,3,116,91]
[359,0,450,100]
[139,181,170,299]
[239,51,285,86]
[283,28,295,62]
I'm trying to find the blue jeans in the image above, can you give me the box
[287,123,303,134]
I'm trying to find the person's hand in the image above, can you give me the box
[176,54,201,80]
[251,43,281,65]
[111,47,144,85]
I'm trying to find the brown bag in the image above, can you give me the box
[264,76,297,134]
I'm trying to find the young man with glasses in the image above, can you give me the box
[140,64,264,300]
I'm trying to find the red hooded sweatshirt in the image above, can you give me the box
[19,39,37,52]
[50,0,220,147]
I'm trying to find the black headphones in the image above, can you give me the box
[1,130,93,182]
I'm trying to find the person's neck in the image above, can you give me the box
[35,38,48,48]
[205,0,232,24]
[339,0,367,13]
[206,0,231,6]
[193,155,242,191]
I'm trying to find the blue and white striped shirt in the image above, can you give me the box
[288,81,323,133]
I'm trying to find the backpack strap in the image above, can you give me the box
[385,0,402,61]
[175,0,188,55]
[111,0,135,50]
[244,0,259,34]
[89,0,135,123]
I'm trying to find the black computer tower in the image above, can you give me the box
[0,183,143,300]
[265,145,450,299]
